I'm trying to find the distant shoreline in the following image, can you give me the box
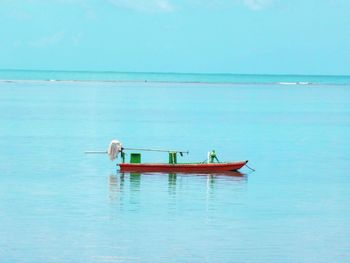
[1,69,350,86]
[3,78,350,86]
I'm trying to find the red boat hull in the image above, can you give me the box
[119,160,248,173]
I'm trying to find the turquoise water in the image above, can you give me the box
[1,72,350,262]
[1,69,350,85]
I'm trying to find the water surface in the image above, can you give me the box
[0,79,349,262]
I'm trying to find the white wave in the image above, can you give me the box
[278,82,298,85]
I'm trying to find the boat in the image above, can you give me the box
[85,140,250,174]
[119,161,248,173]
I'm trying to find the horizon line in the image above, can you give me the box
[1,68,350,78]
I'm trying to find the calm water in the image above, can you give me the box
[2,69,350,85]
[1,75,350,262]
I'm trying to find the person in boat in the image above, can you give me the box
[208,150,220,163]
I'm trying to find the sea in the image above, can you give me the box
[1,70,349,263]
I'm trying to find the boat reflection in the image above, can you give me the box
[108,171,247,202]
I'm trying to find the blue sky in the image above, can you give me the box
[0,0,349,75]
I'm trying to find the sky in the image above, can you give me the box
[0,0,349,75]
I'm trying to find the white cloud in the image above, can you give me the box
[108,0,174,13]
[240,0,273,10]
[72,32,84,46]
[28,31,65,47]
[185,0,275,11]
[8,9,32,20]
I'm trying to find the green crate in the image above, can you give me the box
[168,152,177,164]
[130,153,141,164]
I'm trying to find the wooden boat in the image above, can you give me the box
[119,160,248,173]
[85,140,251,174]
